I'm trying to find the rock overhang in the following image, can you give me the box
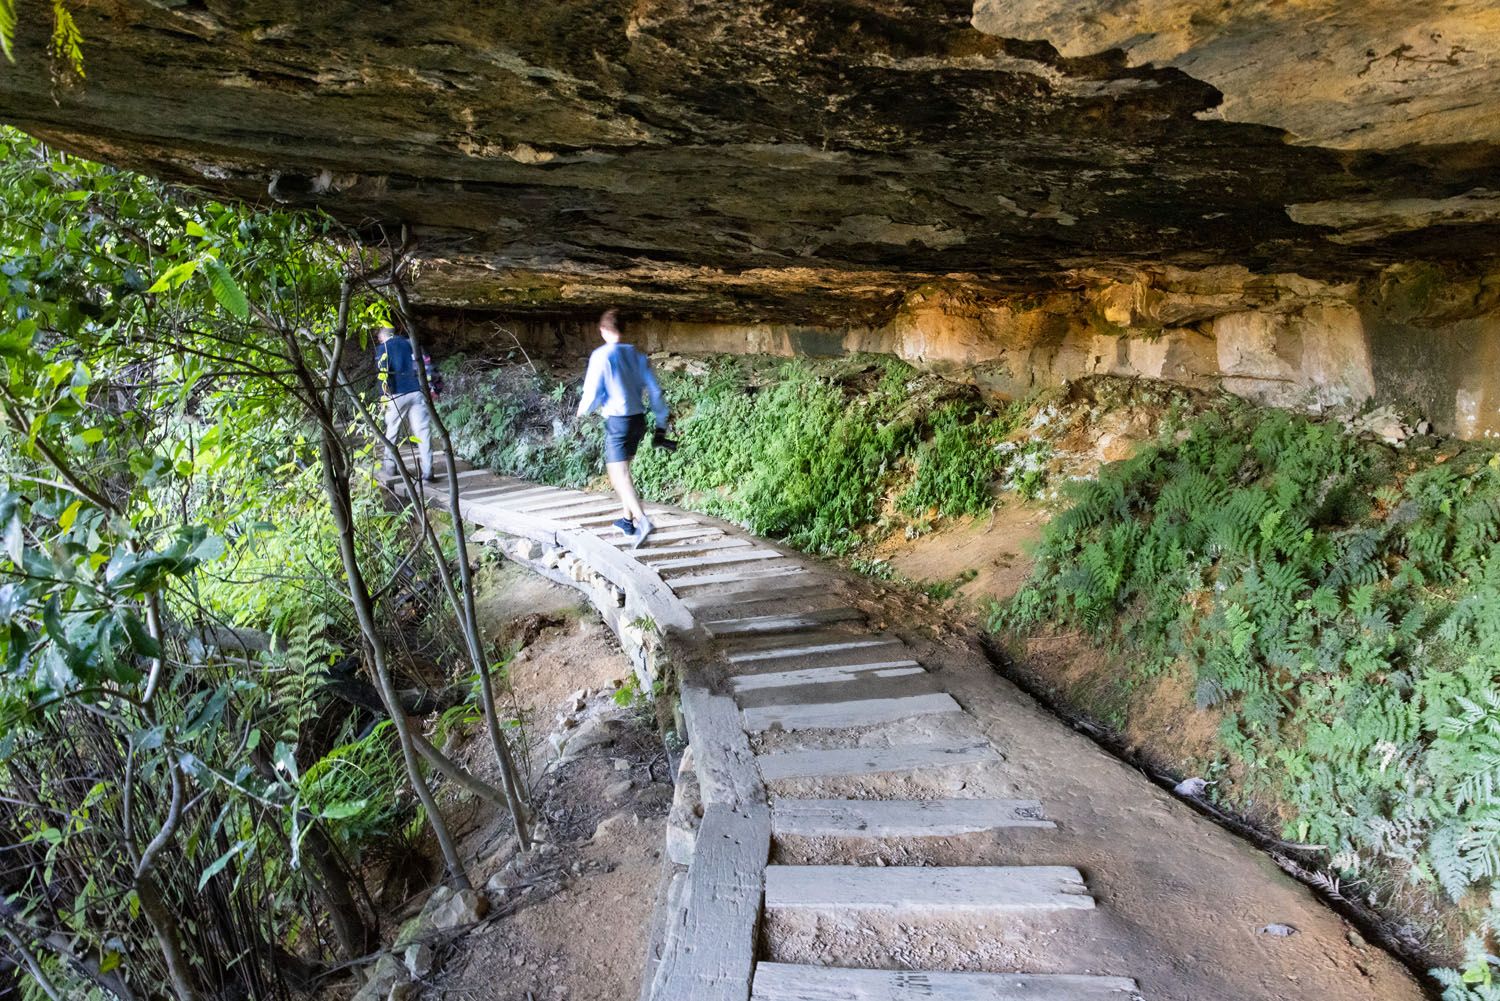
[0,1,1498,323]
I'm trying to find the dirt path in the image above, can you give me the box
[421,457,1427,1001]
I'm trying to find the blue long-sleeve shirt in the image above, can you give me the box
[376,335,421,397]
[576,343,668,425]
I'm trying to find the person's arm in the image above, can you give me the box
[638,350,669,428]
[576,351,605,417]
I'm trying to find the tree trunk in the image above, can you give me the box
[395,283,532,851]
[316,434,472,890]
[133,873,203,1001]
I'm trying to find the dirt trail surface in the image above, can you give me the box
[414,454,1426,1001]
[427,564,669,1001]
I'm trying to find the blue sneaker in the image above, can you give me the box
[612,517,636,536]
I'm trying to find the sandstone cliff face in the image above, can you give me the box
[453,264,1500,439]
[2,3,1499,431]
[2,1,1499,323]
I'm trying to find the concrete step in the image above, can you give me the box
[751,964,1139,1001]
[726,637,904,665]
[729,661,924,692]
[742,693,962,733]
[667,564,811,592]
[705,608,866,637]
[757,740,1000,782]
[763,864,1095,914]
[771,799,1055,838]
[653,548,785,572]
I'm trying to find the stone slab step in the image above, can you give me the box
[705,608,865,637]
[726,638,902,665]
[730,661,924,692]
[575,509,693,528]
[636,537,755,560]
[733,672,940,710]
[683,583,849,614]
[668,564,811,591]
[742,693,962,732]
[763,865,1094,914]
[750,964,1139,1001]
[771,799,1055,838]
[516,496,622,516]
[606,527,724,547]
[757,741,1000,782]
[488,484,578,504]
[654,548,785,572]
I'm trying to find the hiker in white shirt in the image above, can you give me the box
[575,309,668,547]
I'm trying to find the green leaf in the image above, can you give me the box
[99,951,121,974]
[318,800,369,821]
[58,500,81,532]
[146,258,199,294]
[198,839,252,890]
[0,0,15,63]
[185,220,207,238]
[202,257,250,321]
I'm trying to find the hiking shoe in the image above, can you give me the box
[612,517,636,536]
[632,516,654,548]
[422,472,437,483]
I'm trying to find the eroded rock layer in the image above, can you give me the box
[437,263,1500,439]
[2,2,1500,322]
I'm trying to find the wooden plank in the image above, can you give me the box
[576,511,699,530]
[650,804,771,1001]
[492,485,580,504]
[705,608,865,637]
[513,495,617,515]
[757,741,1000,782]
[683,583,843,613]
[637,537,755,560]
[654,549,784,572]
[667,564,810,591]
[608,527,725,548]
[771,799,1055,838]
[742,693,961,732]
[726,638,900,664]
[763,865,1094,914]
[730,662,923,692]
[680,685,765,808]
[750,964,1139,1001]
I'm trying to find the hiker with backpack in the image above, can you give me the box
[375,325,442,482]
[575,309,671,547]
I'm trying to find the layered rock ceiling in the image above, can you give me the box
[3,0,1500,323]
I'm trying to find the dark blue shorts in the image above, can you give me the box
[604,413,647,463]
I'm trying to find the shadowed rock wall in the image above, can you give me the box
[2,2,1499,323]
[434,264,1500,439]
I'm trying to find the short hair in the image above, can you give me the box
[376,325,397,341]
[599,309,620,334]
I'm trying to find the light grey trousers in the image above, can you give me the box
[383,390,432,477]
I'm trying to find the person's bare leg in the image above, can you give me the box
[606,461,644,521]
[606,460,652,545]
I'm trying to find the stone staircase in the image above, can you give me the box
[407,453,1425,1001]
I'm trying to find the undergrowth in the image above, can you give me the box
[441,354,1047,555]
[994,403,1500,991]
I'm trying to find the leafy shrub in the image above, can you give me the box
[996,403,1500,928]
[898,401,1007,517]
[444,354,1053,555]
